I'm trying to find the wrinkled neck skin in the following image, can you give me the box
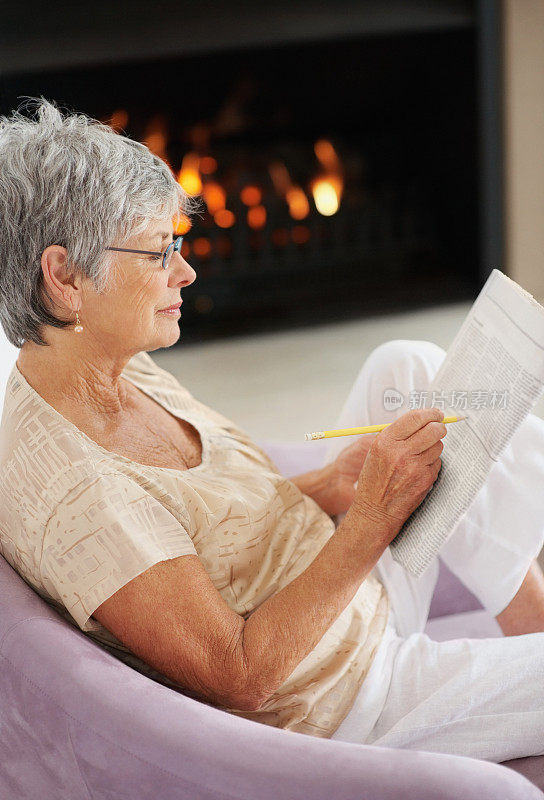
[17,323,140,420]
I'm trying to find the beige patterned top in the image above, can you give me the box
[0,350,389,738]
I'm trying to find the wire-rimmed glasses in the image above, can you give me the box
[105,236,184,270]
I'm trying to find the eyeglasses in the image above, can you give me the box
[105,236,184,270]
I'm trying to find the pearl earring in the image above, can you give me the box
[74,310,83,334]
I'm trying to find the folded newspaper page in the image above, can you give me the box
[388,268,544,576]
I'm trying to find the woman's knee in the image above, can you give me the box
[364,339,446,385]
[367,339,446,372]
[363,339,447,411]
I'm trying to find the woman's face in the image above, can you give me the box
[82,219,197,355]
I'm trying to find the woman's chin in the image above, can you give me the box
[164,325,181,347]
[152,318,182,348]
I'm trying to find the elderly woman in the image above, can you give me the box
[0,98,543,762]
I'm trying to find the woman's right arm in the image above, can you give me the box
[93,407,446,713]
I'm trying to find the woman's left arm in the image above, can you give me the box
[290,434,375,517]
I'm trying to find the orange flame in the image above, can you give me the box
[144,115,168,160]
[268,162,292,196]
[269,162,310,221]
[240,185,262,207]
[214,209,236,228]
[247,205,267,229]
[193,238,212,258]
[312,176,343,217]
[286,187,310,220]
[200,156,218,175]
[173,213,192,236]
[203,182,226,215]
[312,140,343,215]
[314,139,341,172]
[177,152,202,196]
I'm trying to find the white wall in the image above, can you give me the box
[503,0,544,301]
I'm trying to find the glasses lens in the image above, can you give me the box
[163,241,174,270]
[163,237,183,269]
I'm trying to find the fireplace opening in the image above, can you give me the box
[3,25,479,344]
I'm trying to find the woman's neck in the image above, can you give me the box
[17,336,135,419]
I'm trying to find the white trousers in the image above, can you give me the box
[324,339,544,762]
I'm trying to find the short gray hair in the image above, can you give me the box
[0,96,197,347]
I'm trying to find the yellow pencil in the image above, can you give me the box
[304,415,467,441]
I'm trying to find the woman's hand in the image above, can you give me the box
[349,407,446,543]
[291,434,375,517]
[322,434,377,516]
[294,408,445,521]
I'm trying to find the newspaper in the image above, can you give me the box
[388,268,544,576]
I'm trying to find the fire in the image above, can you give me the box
[166,138,346,236]
[214,209,236,228]
[199,156,217,175]
[241,185,262,207]
[312,177,342,217]
[269,162,310,221]
[193,238,212,258]
[268,162,291,196]
[286,187,309,220]
[312,139,343,216]
[247,205,266,229]
[202,182,226,215]
[177,152,202,196]
[173,213,192,236]
[144,115,168,160]
[314,139,341,172]
[204,183,237,230]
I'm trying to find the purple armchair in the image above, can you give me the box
[0,325,542,798]
[0,437,542,799]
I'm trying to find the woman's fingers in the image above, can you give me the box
[419,439,444,465]
[408,420,447,455]
[386,408,445,441]
[351,408,448,539]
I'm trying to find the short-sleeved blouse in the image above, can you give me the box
[0,350,389,738]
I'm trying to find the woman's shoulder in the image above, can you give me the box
[0,366,114,513]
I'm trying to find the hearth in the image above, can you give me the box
[1,19,481,344]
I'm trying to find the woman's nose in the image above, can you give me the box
[168,252,197,287]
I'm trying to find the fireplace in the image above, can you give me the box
[1,18,480,344]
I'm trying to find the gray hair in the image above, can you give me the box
[0,96,197,347]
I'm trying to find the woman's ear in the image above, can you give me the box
[41,245,82,313]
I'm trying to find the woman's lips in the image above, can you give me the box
[158,300,182,314]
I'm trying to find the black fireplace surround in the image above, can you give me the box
[1,8,481,345]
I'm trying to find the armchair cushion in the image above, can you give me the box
[0,436,541,797]
[1,555,541,799]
